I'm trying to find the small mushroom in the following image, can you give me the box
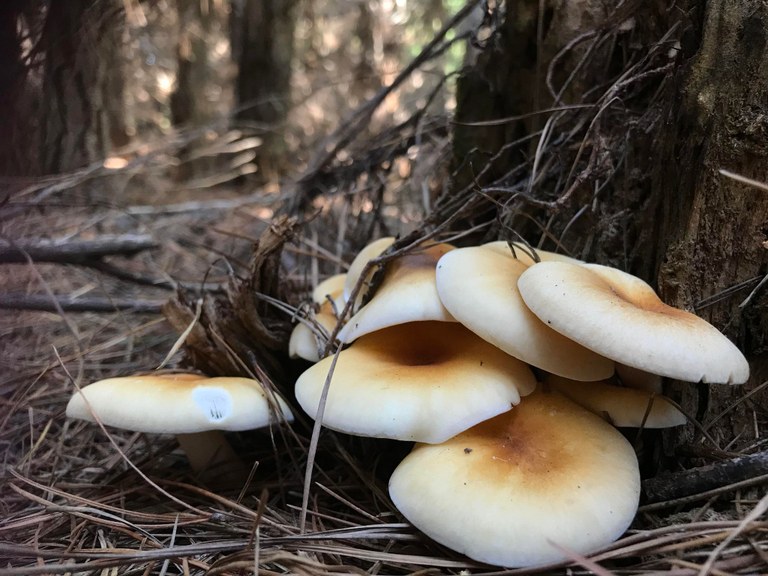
[518,261,750,384]
[388,391,641,568]
[435,245,613,381]
[66,373,294,479]
[295,321,536,443]
[289,273,346,362]
[544,374,686,428]
[338,243,457,343]
[343,236,396,308]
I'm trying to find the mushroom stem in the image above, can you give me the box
[176,431,248,485]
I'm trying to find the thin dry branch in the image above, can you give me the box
[0,234,158,264]
[0,293,165,313]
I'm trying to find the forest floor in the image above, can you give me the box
[2,130,768,575]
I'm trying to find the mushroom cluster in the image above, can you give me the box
[292,238,750,568]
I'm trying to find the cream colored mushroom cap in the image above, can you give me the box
[388,391,641,568]
[312,273,347,304]
[435,246,613,381]
[290,274,347,362]
[338,243,456,343]
[545,374,686,428]
[343,237,396,306]
[288,309,340,362]
[615,363,663,393]
[518,262,750,384]
[482,240,583,265]
[295,322,536,443]
[66,374,294,433]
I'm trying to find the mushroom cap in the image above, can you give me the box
[295,321,536,443]
[343,237,396,307]
[66,374,294,433]
[518,262,750,384]
[615,363,663,393]
[288,309,339,362]
[338,243,456,343]
[482,240,583,265]
[388,391,641,568]
[312,273,347,304]
[435,246,613,381]
[290,274,347,362]
[545,374,686,428]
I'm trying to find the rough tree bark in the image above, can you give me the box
[40,0,127,173]
[171,0,216,127]
[235,0,298,175]
[654,1,768,454]
[0,2,41,176]
[451,0,768,466]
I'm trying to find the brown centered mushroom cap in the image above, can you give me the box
[338,243,457,343]
[388,391,641,568]
[295,321,536,443]
[66,373,294,433]
[435,246,613,381]
[544,374,686,428]
[518,261,750,384]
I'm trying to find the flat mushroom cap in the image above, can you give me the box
[67,374,294,433]
[436,246,613,381]
[388,391,641,568]
[545,374,686,428]
[518,262,750,384]
[338,243,456,343]
[295,321,536,443]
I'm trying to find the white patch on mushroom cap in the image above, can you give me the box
[192,387,233,423]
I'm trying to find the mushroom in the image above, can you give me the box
[518,261,750,384]
[338,243,457,343]
[544,374,686,428]
[295,321,536,443]
[66,373,294,479]
[435,245,613,381]
[343,236,396,308]
[481,240,583,265]
[289,273,346,362]
[388,391,641,568]
[615,363,663,393]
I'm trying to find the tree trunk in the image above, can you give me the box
[654,0,768,455]
[40,0,127,174]
[0,2,41,176]
[171,0,214,127]
[451,0,768,466]
[235,0,298,176]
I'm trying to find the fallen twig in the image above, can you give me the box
[643,449,768,504]
[0,234,158,264]
[0,293,165,314]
